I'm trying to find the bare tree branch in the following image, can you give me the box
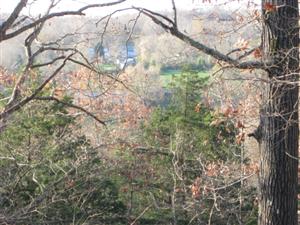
[31,56,66,68]
[0,0,127,42]
[134,7,270,70]
[0,54,74,121]
[0,0,28,33]
[171,0,178,28]
[34,96,106,126]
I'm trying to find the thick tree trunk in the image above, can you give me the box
[259,0,299,224]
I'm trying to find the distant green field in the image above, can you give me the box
[160,69,209,86]
[98,64,118,72]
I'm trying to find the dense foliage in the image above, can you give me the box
[0,99,126,225]
[0,70,257,225]
[112,70,258,224]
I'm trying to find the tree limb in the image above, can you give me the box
[0,0,127,42]
[0,0,28,33]
[0,54,74,121]
[171,0,178,28]
[34,96,106,126]
[134,7,269,70]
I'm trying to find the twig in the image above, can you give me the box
[0,0,127,42]
[171,0,178,28]
[0,54,74,120]
[34,96,106,126]
[134,7,269,70]
[130,204,153,225]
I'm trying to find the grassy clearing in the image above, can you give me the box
[98,64,118,72]
[160,69,210,87]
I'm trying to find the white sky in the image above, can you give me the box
[0,0,256,16]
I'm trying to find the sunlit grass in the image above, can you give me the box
[160,69,209,87]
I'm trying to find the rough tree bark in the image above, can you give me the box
[258,0,299,224]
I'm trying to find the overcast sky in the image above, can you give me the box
[0,0,197,14]
[0,0,254,16]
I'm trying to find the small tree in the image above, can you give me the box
[127,69,258,224]
[144,69,238,160]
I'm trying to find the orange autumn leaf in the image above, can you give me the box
[232,109,239,116]
[243,163,260,175]
[264,3,276,12]
[191,184,200,198]
[53,88,66,99]
[253,48,262,58]
[223,106,233,117]
[194,103,201,112]
[191,177,201,199]
[236,132,245,145]
[235,38,249,50]
[206,163,219,177]
[66,179,75,188]
[253,9,260,18]
[236,120,245,129]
